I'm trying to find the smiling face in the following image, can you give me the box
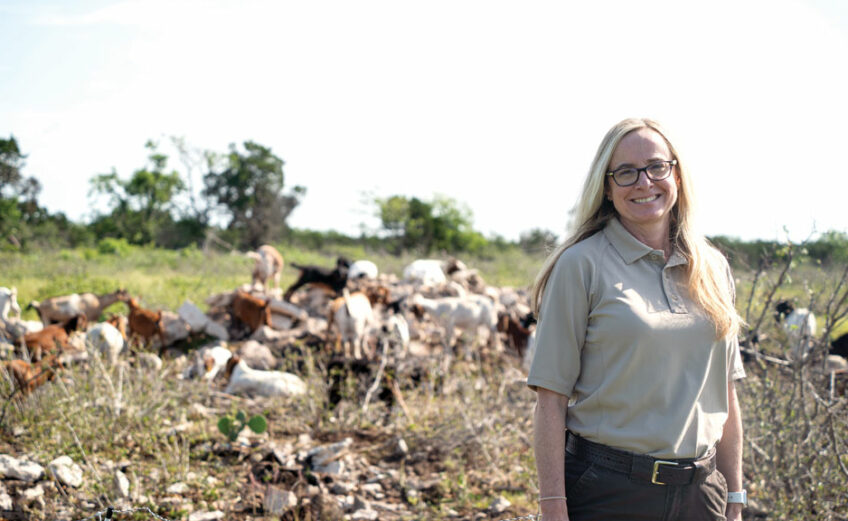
[605,128,679,239]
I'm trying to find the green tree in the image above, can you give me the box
[519,228,558,254]
[0,136,43,249]
[375,194,487,254]
[203,141,304,249]
[89,141,186,245]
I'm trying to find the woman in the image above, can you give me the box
[527,118,746,521]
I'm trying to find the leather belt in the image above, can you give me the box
[565,431,716,486]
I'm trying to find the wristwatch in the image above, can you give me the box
[727,490,747,506]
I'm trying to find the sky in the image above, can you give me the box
[1,0,847,243]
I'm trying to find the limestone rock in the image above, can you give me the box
[178,300,209,332]
[0,454,44,482]
[187,511,225,521]
[489,496,511,513]
[263,486,298,515]
[166,482,189,495]
[48,456,83,488]
[204,320,229,341]
[236,340,276,370]
[114,470,130,498]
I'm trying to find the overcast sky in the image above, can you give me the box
[2,0,847,243]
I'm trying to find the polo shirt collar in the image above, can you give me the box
[603,218,688,267]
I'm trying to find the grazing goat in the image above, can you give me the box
[349,260,379,280]
[85,322,126,365]
[28,289,129,325]
[775,300,817,359]
[403,259,447,285]
[0,287,21,320]
[22,314,86,361]
[326,287,389,359]
[2,355,61,396]
[284,256,351,301]
[410,293,499,358]
[831,332,848,358]
[122,297,166,353]
[223,355,307,397]
[247,244,284,290]
[182,344,232,380]
[232,290,273,333]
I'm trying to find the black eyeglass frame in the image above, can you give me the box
[606,159,678,187]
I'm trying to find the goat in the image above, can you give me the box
[775,300,817,359]
[222,355,307,397]
[0,287,21,320]
[85,322,126,365]
[830,332,848,358]
[28,289,129,325]
[348,260,379,280]
[326,287,389,359]
[382,313,410,358]
[21,314,86,361]
[403,259,447,285]
[247,244,284,291]
[182,344,232,381]
[122,297,166,353]
[2,355,61,396]
[410,293,499,359]
[283,256,351,301]
[497,311,536,359]
[232,290,273,333]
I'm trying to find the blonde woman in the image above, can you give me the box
[527,118,746,521]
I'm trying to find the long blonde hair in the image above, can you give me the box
[531,118,742,339]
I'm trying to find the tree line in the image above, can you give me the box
[1,134,847,266]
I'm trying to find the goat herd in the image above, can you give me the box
[2,244,848,403]
[0,245,539,403]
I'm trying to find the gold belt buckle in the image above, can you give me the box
[651,460,679,485]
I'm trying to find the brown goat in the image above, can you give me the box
[232,290,273,333]
[21,314,86,361]
[123,297,166,353]
[497,312,533,358]
[2,355,61,396]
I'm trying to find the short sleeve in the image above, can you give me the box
[526,248,592,396]
[728,334,746,380]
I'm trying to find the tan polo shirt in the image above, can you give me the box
[527,218,745,459]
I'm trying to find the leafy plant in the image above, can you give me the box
[217,410,267,442]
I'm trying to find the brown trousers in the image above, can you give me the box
[565,443,728,520]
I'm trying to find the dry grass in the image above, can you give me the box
[0,244,846,520]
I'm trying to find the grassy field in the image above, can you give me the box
[1,244,847,520]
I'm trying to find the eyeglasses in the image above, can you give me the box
[607,160,677,187]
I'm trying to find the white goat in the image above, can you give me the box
[0,287,21,320]
[328,291,375,359]
[383,313,410,357]
[776,300,817,359]
[28,289,128,325]
[410,293,499,358]
[182,344,233,381]
[349,260,379,280]
[85,322,126,365]
[223,356,306,397]
[403,259,447,285]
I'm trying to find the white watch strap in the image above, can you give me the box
[727,490,747,504]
